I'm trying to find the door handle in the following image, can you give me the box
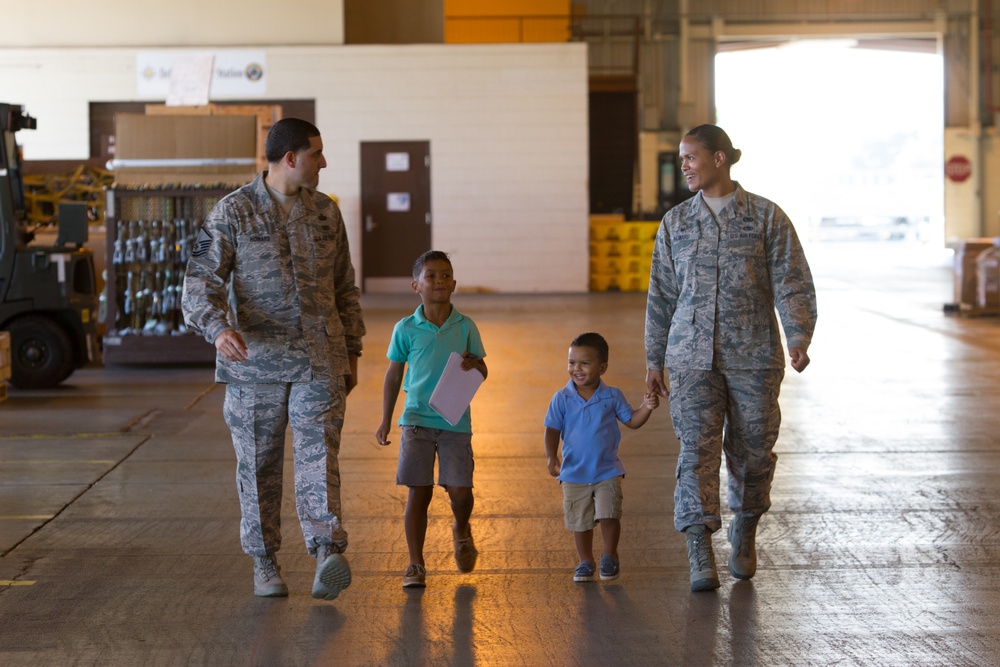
[365,215,376,232]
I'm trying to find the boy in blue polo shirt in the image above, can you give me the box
[376,250,488,588]
[544,332,659,582]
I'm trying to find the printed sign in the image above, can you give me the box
[137,50,267,98]
[945,155,972,183]
[387,193,411,212]
[386,152,410,172]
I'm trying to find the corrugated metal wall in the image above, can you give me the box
[573,0,994,131]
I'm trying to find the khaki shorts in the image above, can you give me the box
[397,425,474,488]
[561,476,623,532]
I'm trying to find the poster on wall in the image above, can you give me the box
[166,55,214,107]
[137,50,267,99]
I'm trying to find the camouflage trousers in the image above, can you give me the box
[223,378,348,557]
[667,368,784,533]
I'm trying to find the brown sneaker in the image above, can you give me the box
[403,563,426,588]
[453,524,478,573]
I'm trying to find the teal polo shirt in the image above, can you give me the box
[387,304,486,433]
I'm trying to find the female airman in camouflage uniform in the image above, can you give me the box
[644,124,817,591]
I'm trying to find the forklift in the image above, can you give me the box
[0,103,98,388]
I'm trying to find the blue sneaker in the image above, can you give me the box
[574,561,596,582]
[599,555,620,581]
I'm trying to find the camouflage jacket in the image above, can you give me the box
[181,172,365,383]
[645,183,816,371]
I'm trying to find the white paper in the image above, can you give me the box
[387,192,411,212]
[386,152,410,172]
[166,55,214,106]
[429,352,484,426]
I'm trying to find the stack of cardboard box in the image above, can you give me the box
[144,103,281,175]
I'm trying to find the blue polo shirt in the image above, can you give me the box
[387,304,486,433]
[544,380,633,484]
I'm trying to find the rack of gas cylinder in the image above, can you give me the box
[102,186,228,364]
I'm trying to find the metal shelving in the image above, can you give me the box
[102,186,229,365]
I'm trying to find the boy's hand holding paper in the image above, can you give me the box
[429,352,486,426]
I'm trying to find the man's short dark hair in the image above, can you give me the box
[412,250,452,279]
[265,118,320,163]
[571,332,609,363]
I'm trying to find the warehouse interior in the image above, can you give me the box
[2,2,1000,665]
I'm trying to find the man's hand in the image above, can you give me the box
[345,354,359,395]
[214,329,248,362]
[789,347,810,373]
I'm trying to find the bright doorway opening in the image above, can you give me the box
[715,39,945,251]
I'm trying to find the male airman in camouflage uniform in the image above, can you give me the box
[645,124,816,592]
[182,118,365,601]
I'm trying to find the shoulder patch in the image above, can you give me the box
[192,227,213,258]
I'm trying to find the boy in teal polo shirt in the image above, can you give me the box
[376,250,488,588]
[544,332,659,582]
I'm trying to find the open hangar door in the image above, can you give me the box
[713,36,944,249]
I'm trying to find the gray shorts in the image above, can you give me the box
[397,425,475,488]
[561,476,623,532]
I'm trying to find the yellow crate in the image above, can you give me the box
[590,221,628,241]
[589,240,620,258]
[0,331,10,382]
[590,240,647,258]
[590,274,626,292]
[625,271,651,291]
[632,221,661,241]
[591,256,646,274]
[589,271,650,292]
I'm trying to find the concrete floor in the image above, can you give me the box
[1,241,998,666]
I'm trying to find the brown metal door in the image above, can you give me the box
[360,141,431,292]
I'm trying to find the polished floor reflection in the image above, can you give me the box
[1,241,997,666]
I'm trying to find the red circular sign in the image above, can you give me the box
[945,155,972,183]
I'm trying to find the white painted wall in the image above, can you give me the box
[0,43,590,292]
[7,0,345,47]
